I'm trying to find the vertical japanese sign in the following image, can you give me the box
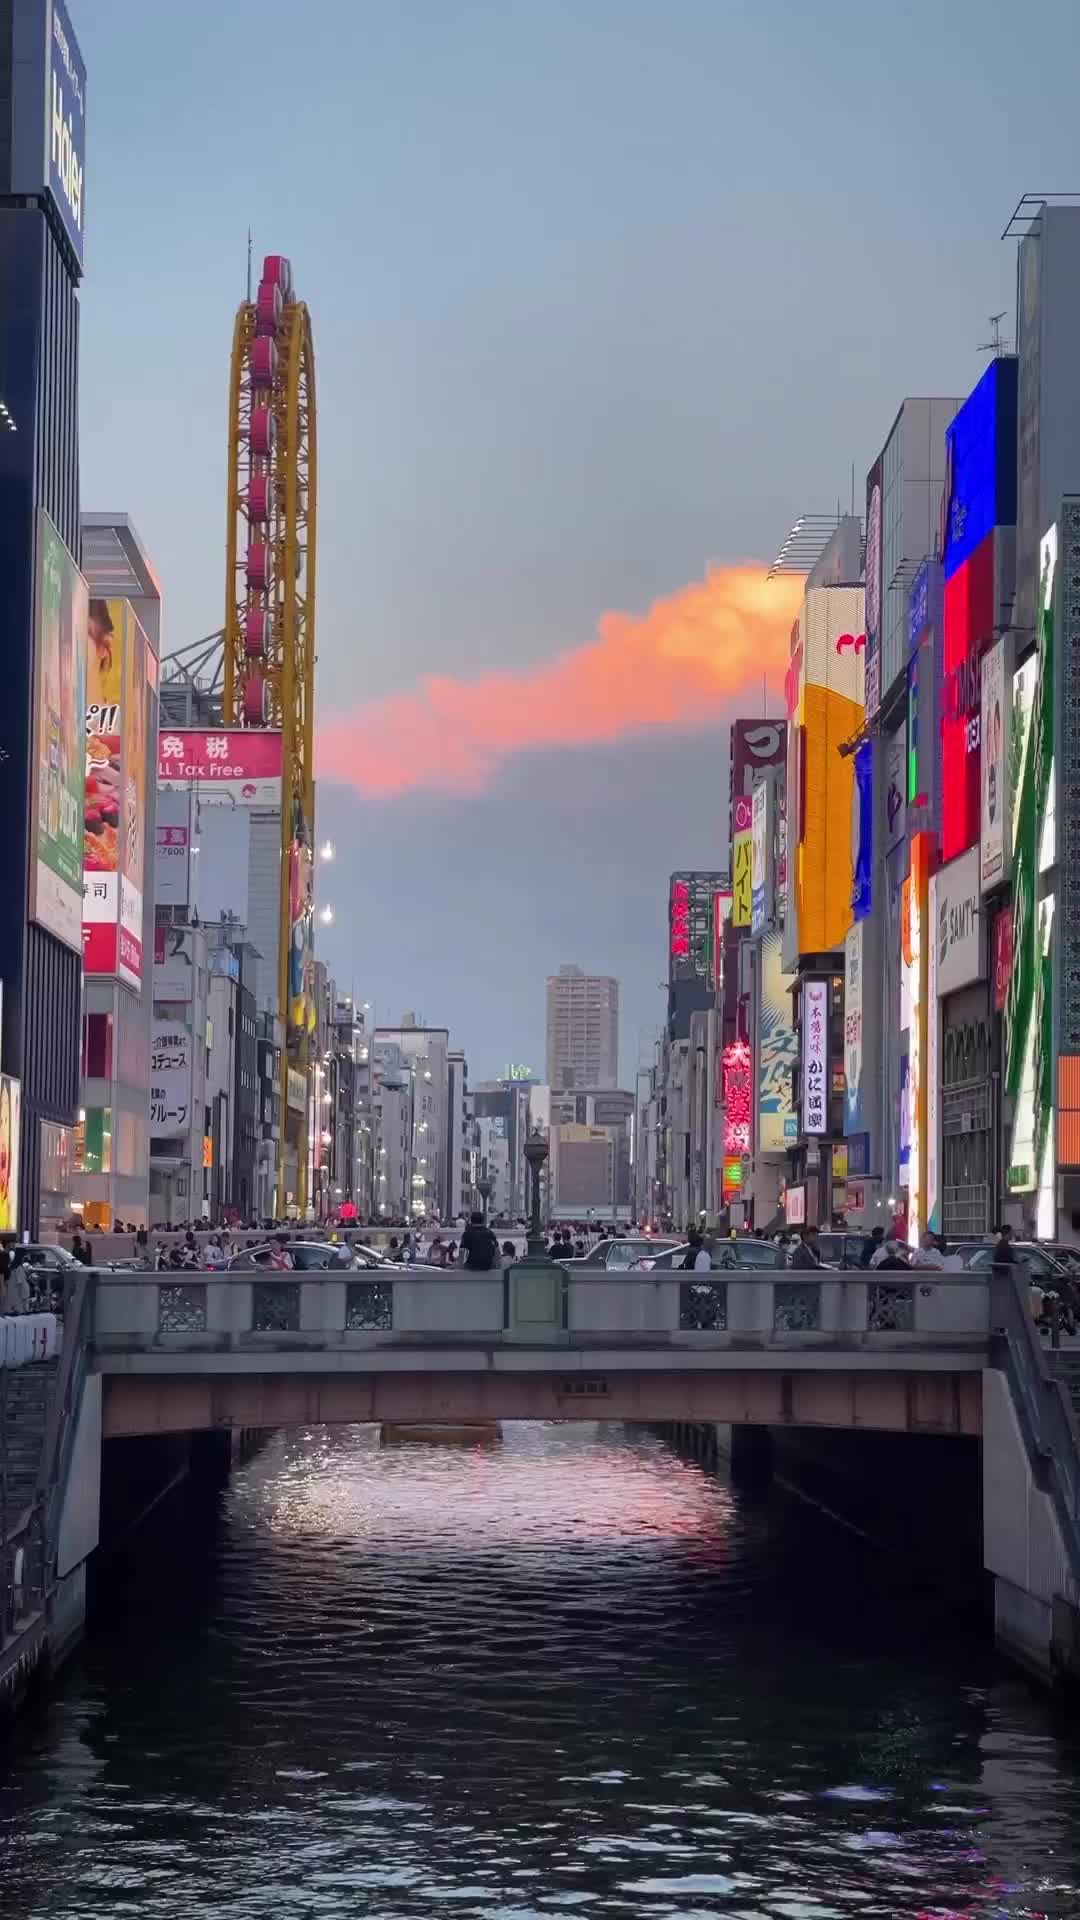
[32,512,87,953]
[801,978,829,1136]
[721,1040,752,1154]
[149,1025,192,1137]
[731,799,753,926]
[980,636,1009,892]
[843,923,863,1135]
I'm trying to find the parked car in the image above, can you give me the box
[25,1243,81,1268]
[227,1240,390,1272]
[814,1232,879,1269]
[956,1241,1072,1282]
[561,1236,680,1271]
[638,1238,789,1272]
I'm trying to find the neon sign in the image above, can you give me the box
[722,1040,752,1155]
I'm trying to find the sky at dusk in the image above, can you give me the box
[74,0,1080,1081]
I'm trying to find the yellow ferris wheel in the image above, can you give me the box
[223,253,317,1214]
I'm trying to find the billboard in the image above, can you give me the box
[0,1075,22,1233]
[10,0,86,271]
[1006,525,1057,1218]
[158,728,283,804]
[864,456,883,721]
[288,838,315,1031]
[730,719,786,820]
[31,511,87,953]
[801,978,829,1136]
[758,930,796,1152]
[149,1025,192,1138]
[154,789,193,909]
[83,597,145,988]
[782,585,866,961]
[935,847,985,998]
[907,831,934,1244]
[153,925,196,1003]
[940,359,1019,863]
[670,870,727,978]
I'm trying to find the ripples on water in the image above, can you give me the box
[3,1420,1080,1917]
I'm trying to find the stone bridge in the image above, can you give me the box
[93,1267,989,1438]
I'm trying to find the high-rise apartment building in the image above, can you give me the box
[545,965,619,1093]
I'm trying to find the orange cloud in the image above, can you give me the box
[317,563,803,798]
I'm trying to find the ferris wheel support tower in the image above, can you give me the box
[223,254,318,1217]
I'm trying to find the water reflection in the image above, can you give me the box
[3,1421,1080,1917]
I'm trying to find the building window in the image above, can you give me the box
[82,1012,113,1081]
[76,1107,112,1174]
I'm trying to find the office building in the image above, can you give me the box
[545,965,619,1093]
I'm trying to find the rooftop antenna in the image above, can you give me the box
[978,310,1009,356]
[246,228,252,303]
[850,462,855,516]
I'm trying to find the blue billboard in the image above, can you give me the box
[942,356,1017,581]
[10,0,86,273]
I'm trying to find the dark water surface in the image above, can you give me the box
[3,1421,1080,1917]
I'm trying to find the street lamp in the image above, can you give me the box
[523,1131,550,1261]
[477,1175,493,1222]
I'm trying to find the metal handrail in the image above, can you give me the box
[990,1267,1080,1575]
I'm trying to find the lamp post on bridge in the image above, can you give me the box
[524,1131,550,1262]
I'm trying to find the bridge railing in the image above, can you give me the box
[87,1266,991,1350]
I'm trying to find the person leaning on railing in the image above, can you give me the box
[1,1249,30,1316]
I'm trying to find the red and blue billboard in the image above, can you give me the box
[940,358,1017,863]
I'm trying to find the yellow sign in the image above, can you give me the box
[832,1143,848,1181]
[732,830,753,926]
[202,1134,213,1170]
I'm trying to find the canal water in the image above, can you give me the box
[3,1421,1080,1917]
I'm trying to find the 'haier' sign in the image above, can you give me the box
[48,0,85,266]
[10,0,86,271]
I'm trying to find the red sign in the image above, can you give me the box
[941,535,994,861]
[993,908,1012,1012]
[158,729,283,804]
[669,878,690,959]
[722,1039,752,1154]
